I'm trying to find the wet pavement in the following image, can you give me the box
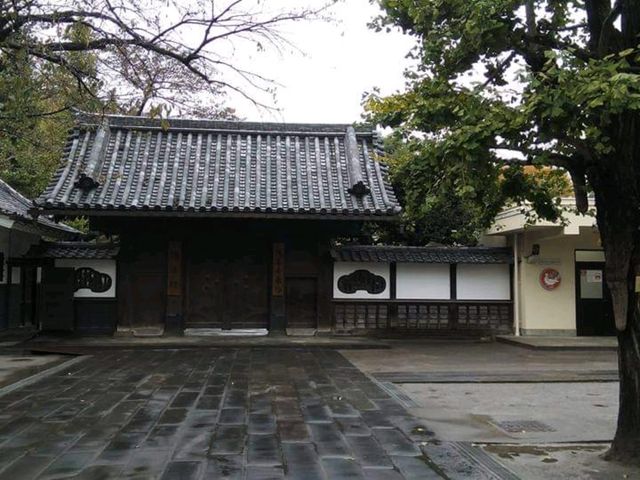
[0,348,442,479]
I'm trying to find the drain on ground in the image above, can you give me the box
[492,420,555,433]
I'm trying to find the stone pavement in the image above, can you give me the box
[0,348,443,479]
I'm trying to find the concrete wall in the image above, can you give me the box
[515,227,602,335]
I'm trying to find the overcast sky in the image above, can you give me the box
[227,1,416,124]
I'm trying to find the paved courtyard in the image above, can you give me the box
[0,348,443,479]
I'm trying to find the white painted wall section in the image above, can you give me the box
[457,264,511,300]
[54,259,117,298]
[396,263,450,299]
[333,262,390,299]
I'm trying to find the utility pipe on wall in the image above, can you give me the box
[513,233,520,336]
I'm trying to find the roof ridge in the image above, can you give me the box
[72,110,375,134]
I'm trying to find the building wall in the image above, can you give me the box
[396,263,450,300]
[516,227,602,335]
[0,219,42,328]
[457,264,511,300]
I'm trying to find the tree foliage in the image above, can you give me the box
[368,0,640,463]
[0,0,331,197]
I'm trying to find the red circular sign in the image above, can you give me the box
[539,268,561,290]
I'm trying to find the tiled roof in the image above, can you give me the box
[332,245,513,264]
[35,112,401,219]
[0,178,79,235]
[26,242,119,259]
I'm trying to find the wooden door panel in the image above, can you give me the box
[286,278,318,329]
[130,272,165,327]
[186,259,224,327]
[226,255,268,329]
[187,250,268,330]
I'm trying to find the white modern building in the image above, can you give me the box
[484,198,610,336]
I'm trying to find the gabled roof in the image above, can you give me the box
[34,112,401,220]
[25,241,119,259]
[332,245,513,264]
[0,178,79,236]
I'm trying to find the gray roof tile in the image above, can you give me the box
[26,242,119,259]
[332,245,513,264]
[0,178,79,235]
[35,112,401,218]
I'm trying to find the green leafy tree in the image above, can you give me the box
[367,0,640,463]
[0,24,105,196]
[364,134,570,246]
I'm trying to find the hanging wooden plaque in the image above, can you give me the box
[167,241,182,296]
[272,242,285,297]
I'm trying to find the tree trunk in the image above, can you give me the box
[589,112,640,465]
[607,314,640,464]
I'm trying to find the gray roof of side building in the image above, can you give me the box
[34,112,401,219]
[25,242,119,259]
[332,245,514,264]
[0,178,79,236]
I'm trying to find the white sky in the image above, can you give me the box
[227,0,417,124]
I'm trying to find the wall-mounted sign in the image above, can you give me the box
[539,268,561,291]
[338,270,386,294]
[584,269,603,283]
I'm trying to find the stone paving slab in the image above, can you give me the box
[373,370,620,383]
[496,335,617,351]
[0,348,442,479]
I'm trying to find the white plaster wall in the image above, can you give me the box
[517,228,602,333]
[333,262,390,299]
[54,259,117,298]
[396,263,450,299]
[457,264,511,300]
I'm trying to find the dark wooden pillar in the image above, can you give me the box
[270,242,286,334]
[449,263,458,329]
[388,262,398,329]
[165,240,184,334]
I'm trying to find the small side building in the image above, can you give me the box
[0,179,80,329]
[485,198,610,336]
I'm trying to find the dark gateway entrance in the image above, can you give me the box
[186,239,269,330]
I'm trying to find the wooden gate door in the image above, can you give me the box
[186,256,225,328]
[226,252,269,329]
[129,272,166,329]
[285,277,318,329]
[40,267,75,331]
[186,244,269,330]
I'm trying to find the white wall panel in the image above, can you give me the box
[55,259,117,298]
[396,263,450,299]
[333,262,390,299]
[457,264,510,300]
